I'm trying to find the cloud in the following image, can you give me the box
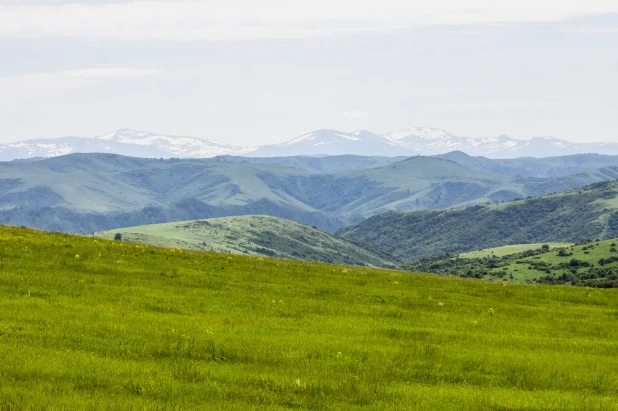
[64,68,159,78]
[0,1,617,41]
[0,68,159,99]
[432,101,568,109]
[344,110,370,119]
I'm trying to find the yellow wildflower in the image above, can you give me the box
[393,281,399,285]
[428,297,433,302]
[74,254,80,261]
[336,352,343,358]
[472,321,478,326]
[488,308,495,315]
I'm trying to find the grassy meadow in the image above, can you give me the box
[1,225,618,410]
[460,243,572,259]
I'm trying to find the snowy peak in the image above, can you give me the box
[382,127,453,142]
[255,129,404,157]
[276,129,361,147]
[2,127,618,161]
[0,129,255,161]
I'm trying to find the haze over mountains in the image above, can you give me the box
[2,152,618,235]
[3,127,618,161]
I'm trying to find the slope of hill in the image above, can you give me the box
[214,154,408,173]
[2,225,618,409]
[339,180,618,261]
[94,215,392,267]
[405,239,618,287]
[4,127,618,161]
[438,151,618,178]
[216,152,618,178]
[2,153,617,235]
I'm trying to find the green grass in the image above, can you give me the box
[94,215,392,267]
[1,225,618,410]
[496,239,618,282]
[461,243,572,258]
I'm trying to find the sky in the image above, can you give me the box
[0,0,617,145]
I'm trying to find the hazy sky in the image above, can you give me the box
[0,0,617,145]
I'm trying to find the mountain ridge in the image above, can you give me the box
[2,152,618,235]
[3,127,618,161]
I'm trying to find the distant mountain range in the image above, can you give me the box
[2,152,618,235]
[2,128,618,161]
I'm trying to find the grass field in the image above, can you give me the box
[460,243,572,259]
[495,239,618,282]
[1,225,618,410]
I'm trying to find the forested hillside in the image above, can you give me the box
[339,181,618,261]
[405,240,618,287]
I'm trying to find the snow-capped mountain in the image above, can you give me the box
[1,127,617,161]
[252,129,404,157]
[0,129,253,161]
[252,128,618,158]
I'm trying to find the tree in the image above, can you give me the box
[114,233,122,241]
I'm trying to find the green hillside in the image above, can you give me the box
[405,239,618,287]
[2,153,617,235]
[94,215,392,267]
[2,225,618,409]
[339,180,618,261]
[215,154,408,173]
[438,151,618,178]
[459,243,572,258]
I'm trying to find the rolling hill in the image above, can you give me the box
[338,180,618,262]
[437,151,618,178]
[2,225,618,409]
[213,154,408,174]
[1,153,617,235]
[227,151,618,177]
[405,239,618,288]
[94,215,392,267]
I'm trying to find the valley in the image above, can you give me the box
[1,152,618,235]
[339,180,618,261]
